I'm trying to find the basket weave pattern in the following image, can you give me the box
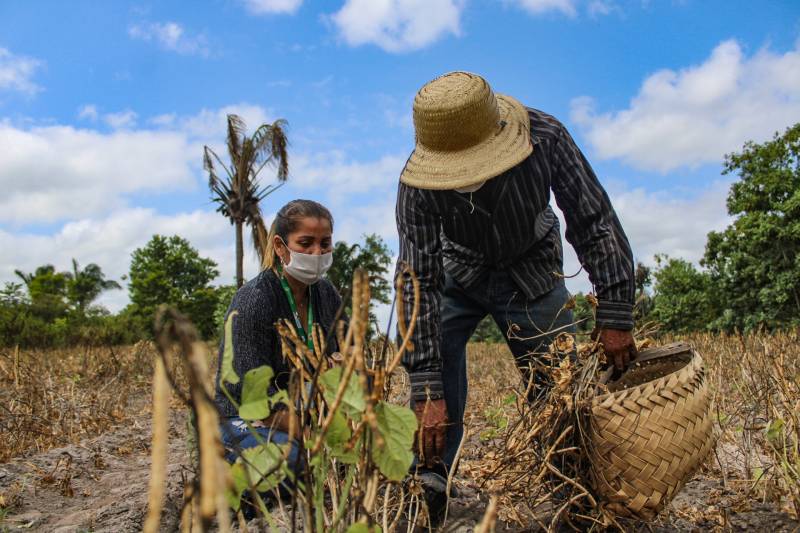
[586,350,714,520]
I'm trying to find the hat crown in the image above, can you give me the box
[413,72,501,152]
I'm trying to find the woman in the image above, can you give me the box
[214,199,342,472]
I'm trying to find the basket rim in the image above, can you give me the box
[591,345,703,405]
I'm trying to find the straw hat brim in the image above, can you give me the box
[399,94,532,190]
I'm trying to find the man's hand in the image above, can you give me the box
[413,398,448,468]
[592,328,638,373]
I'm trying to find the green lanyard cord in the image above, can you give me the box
[279,272,315,350]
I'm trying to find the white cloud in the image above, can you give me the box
[558,182,731,295]
[242,0,303,15]
[507,0,577,17]
[571,39,800,172]
[290,150,406,199]
[0,208,260,312]
[505,0,623,17]
[128,21,210,57]
[334,199,398,246]
[78,106,139,129]
[0,103,271,224]
[587,0,616,17]
[0,47,42,95]
[148,113,177,127]
[77,104,99,122]
[330,0,464,53]
[609,182,731,265]
[177,104,272,140]
[0,122,195,223]
[103,109,138,130]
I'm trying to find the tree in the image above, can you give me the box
[67,259,122,313]
[128,235,220,338]
[5,263,125,347]
[471,316,504,343]
[14,261,121,318]
[14,264,71,321]
[702,123,800,331]
[633,261,654,323]
[571,292,596,334]
[0,282,25,306]
[213,284,238,334]
[327,234,393,333]
[650,255,716,333]
[204,114,289,288]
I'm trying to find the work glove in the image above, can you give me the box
[413,398,448,469]
[592,328,638,374]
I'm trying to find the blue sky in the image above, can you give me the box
[1,0,799,317]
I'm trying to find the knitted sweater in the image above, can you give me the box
[213,268,343,418]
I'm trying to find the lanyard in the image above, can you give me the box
[279,274,315,350]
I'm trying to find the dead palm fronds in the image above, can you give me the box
[204,114,289,287]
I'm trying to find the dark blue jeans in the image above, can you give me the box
[219,417,302,476]
[439,270,575,470]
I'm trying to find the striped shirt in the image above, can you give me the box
[396,107,635,401]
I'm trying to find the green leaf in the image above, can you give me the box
[238,442,286,492]
[221,310,240,385]
[503,393,517,405]
[239,366,274,421]
[766,418,785,444]
[320,367,365,418]
[372,401,417,481]
[326,410,359,464]
[226,462,249,511]
[269,389,290,411]
[480,428,498,441]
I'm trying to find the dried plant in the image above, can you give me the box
[0,342,154,462]
[143,266,435,532]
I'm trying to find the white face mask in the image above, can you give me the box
[454,180,486,194]
[280,240,333,285]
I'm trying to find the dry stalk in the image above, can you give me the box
[468,337,605,528]
[153,307,231,533]
[143,355,171,533]
[386,266,420,375]
[474,496,499,533]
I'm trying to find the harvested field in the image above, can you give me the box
[1,332,799,531]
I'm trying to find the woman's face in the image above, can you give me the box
[276,217,333,263]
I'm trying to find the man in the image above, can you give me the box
[395,71,637,516]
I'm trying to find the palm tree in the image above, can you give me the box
[68,259,122,312]
[14,264,71,320]
[15,261,122,314]
[204,114,289,287]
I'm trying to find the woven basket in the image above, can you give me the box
[585,342,715,520]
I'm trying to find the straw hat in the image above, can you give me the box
[399,71,532,190]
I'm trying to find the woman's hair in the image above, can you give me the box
[262,199,334,271]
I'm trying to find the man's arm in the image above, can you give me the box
[395,182,445,400]
[549,123,635,325]
[547,120,637,368]
[396,182,448,466]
